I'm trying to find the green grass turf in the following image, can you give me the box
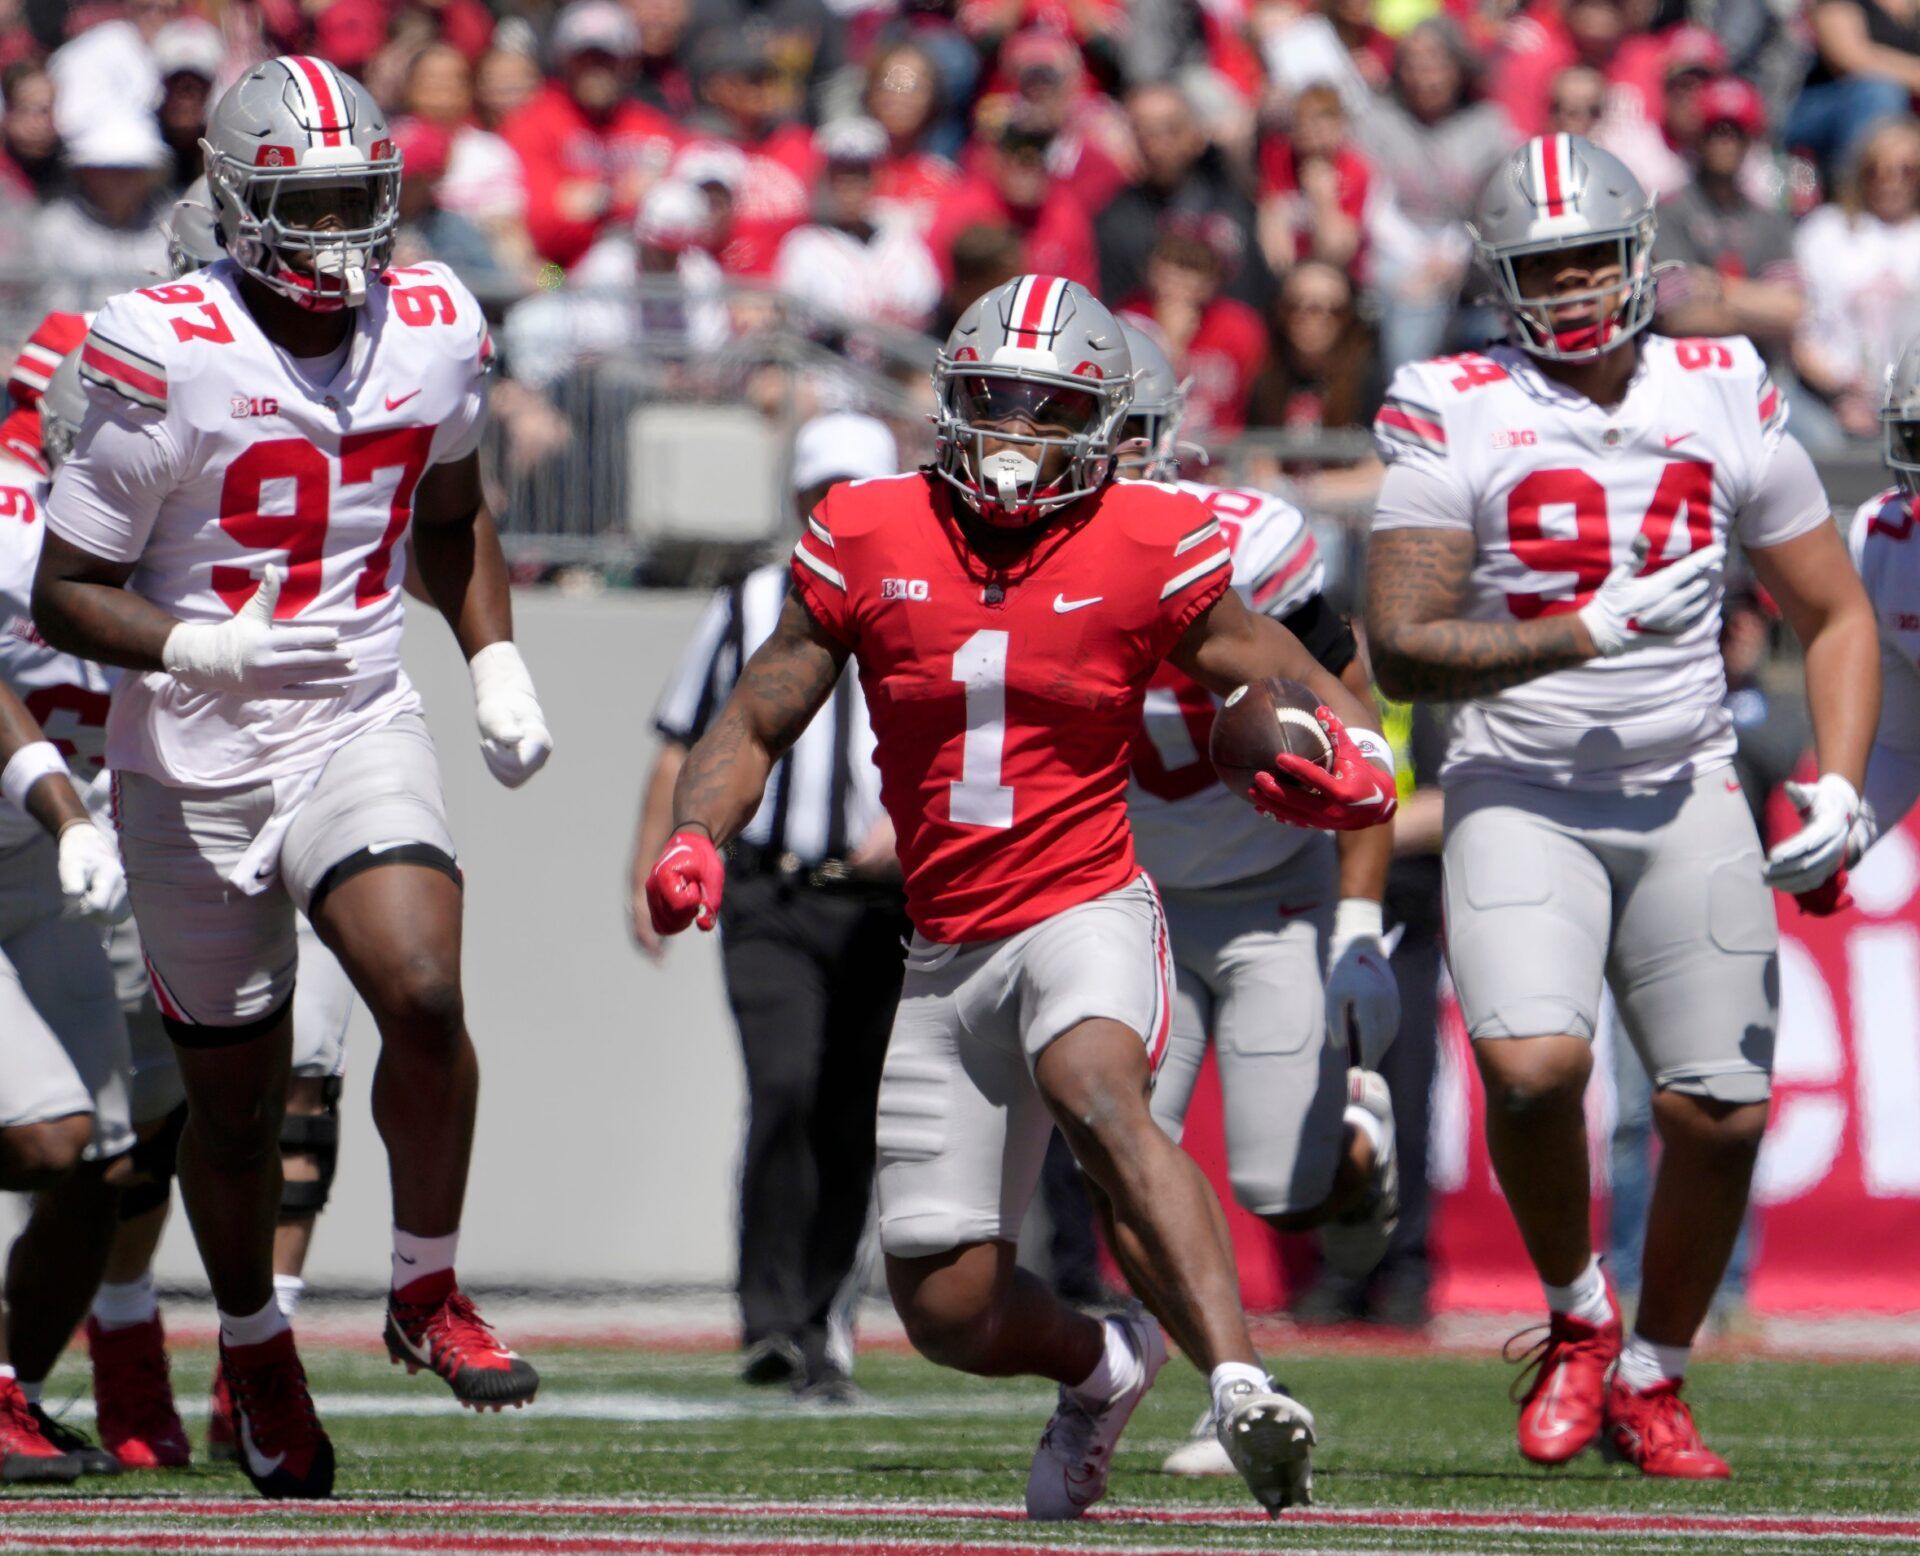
[12,1337,1920,1552]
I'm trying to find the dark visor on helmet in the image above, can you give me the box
[953,374,1103,437]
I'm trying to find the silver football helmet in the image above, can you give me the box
[40,349,85,472]
[1115,319,1189,482]
[199,55,400,311]
[1883,336,1920,495]
[932,275,1134,527]
[1470,134,1657,362]
[165,175,224,278]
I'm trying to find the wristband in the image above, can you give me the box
[2,741,69,811]
[1348,726,1396,776]
[1331,896,1384,947]
[469,641,533,697]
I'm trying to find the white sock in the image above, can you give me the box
[392,1227,459,1290]
[92,1274,159,1331]
[18,1378,40,1405]
[219,1297,289,1350]
[1616,1332,1690,1391]
[1069,1315,1141,1406]
[272,1274,307,1320]
[1209,1361,1271,1418]
[1345,1102,1389,1162]
[1542,1255,1612,1327]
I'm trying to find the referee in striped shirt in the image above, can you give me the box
[628,414,909,1404]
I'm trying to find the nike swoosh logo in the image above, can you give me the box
[239,1415,285,1479]
[1276,903,1318,918]
[1725,778,1742,793]
[385,390,421,411]
[1053,594,1102,613]
[1664,432,1693,448]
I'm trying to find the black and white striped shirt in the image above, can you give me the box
[653,565,885,867]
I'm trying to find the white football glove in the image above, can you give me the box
[470,641,552,788]
[57,820,129,925]
[1326,898,1400,1070]
[1764,773,1861,894]
[1577,538,1726,659]
[161,567,357,699]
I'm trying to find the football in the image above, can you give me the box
[1209,677,1335,799]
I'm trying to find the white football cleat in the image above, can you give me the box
[1160,1405,1235,1476]
[1216,1379,1315,1514]
[1320,1068,1399,1280]
[1025,1306,1167,1521]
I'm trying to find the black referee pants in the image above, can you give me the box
[718,869,909,1368]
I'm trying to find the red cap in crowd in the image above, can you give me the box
[1697,75,1766,138]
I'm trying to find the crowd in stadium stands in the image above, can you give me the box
[6,0,1920,461]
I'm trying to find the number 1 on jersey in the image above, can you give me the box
[950,629,1014,829]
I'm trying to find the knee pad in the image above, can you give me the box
[279,1076,342,1219]
[119,1104,187,1220]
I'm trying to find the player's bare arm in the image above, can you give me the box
[411,451,513,658]
[0,678,88,836]
[1332,654,1392,901]
[1366,528,1594,702]
[32,533,175,670]
[671,593,848,845]
[1169,584,1382,735]
[1747,520,1879,790]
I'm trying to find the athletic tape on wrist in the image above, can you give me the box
[1348,726,1396,775]
[1,741,70,812]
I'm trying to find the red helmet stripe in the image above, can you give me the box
[1012,274,1063,348]
[287,55,347,147]
[1539,134,1567,216]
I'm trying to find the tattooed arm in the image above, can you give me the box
[1366,526,1596,702]
[670,593,849,845]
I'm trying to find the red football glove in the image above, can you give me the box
[1249,707,1399,832]
[646,829,725,934]
[1792,866,1853,917]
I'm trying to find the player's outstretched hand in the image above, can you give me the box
[1326,899,1400,1067]
[470,642,553,788]
[1251,708,1398,832]
[56,820,129,925]
[1577,538,1726,658]
[161,567,359,698]
[1765,773,1861,898]
[646,829,724,934]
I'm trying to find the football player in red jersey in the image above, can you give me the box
[647,275,1397,1518]
[32,59,549,1498]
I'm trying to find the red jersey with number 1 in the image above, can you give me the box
[791,472,1231,942]
[45,259,491,787]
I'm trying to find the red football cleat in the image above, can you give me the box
[384,1270,539,1411]
[219,1331,334,1499]
[1604,1376,1731,1479]
[0,1376,80,1483]
[1507,1289,1622,1465]
[206,1359,237,1464]
[87,1316,190,1469]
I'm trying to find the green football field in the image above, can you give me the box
[10,1331,1920,1554]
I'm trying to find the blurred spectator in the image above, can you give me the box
[959,0,1128,95]
[926,116,1097,285]
[1786,0,1920,176]
[1095,81,1269,315]
[1257,81,1371,277]
[1118,232,1266,438]
[1357,17,1516,368]
[773,118,940,331]
[1593,24,1725,197]
[475,45,544,130]
[934,219,1023,335]
[971,29,1131,215]
[1491,0,1669,143]
[501,0,682,269]
[860,40,963,230]
[1652,77,1805,365]
[1792,116,1920,442]
[671,140,781,274]
[48,0,180,142]
[152,20,220,192]
[1253,0,1394,118]
[0,62,61,201]
[682,30,816,227]
[504,179,729,393]
[687,0,845,117]
[389,117,513,302]
[1246,259,1384,506]
[1547,63,1606,138]
[402,42,537,283]
[631,0,697,116]
[32,116,172,313]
